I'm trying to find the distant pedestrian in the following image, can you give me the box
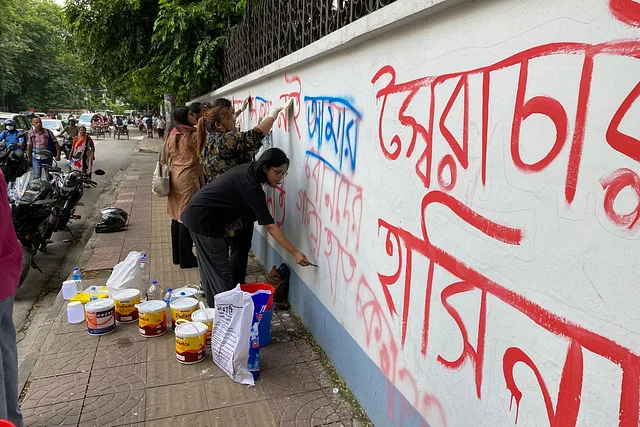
[156,116,166,139]
[69,126,95,178]
[160,106,202,269]
[145,116,153,138]
[0,167,24,427]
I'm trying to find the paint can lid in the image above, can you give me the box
[111,288,141,301]
[175,321,207,337]
[170,297,198,309]
[85,298,115,312]
[137,300,166,313]
[172,287,198,297]
[192,308,215,322]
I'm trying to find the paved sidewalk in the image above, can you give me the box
[19,157,369,426]
[137,136,163,154]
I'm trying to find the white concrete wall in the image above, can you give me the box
[204,0,640,425]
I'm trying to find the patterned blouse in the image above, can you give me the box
[200,128,265,183]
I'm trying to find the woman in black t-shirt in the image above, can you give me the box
[182,147,311,307]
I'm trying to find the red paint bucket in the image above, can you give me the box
[240,283,274,310]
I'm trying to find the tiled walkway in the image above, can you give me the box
[19,156,368,426]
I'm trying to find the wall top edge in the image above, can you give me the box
[190,0,468,104]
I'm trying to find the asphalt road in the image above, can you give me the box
[14,127,148,367]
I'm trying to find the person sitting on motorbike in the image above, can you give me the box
[0,120,26,153]
[60,119,79,139]
[0,120,27,169]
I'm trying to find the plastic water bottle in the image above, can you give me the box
[164,288,173,321]
[72,267,82,282]
[163,288,173,306]
[146,280,162,301]
[89,286,98,302]
[139,253,147,269]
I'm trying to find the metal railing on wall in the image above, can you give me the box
[223,0,398,84]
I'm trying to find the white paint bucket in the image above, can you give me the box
[174,320,207,364]
[85,298,116,336]
[191,308,215,347]
[112,289,141,323]
[137,300,167,337]
[170,297,198,330]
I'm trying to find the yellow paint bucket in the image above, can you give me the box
[170,297,198,330]
[191,308,215,348]
[112,289,141,323]
[137,300,167,337]
[174,320,207,364]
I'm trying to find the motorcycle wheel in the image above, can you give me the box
[19,246,32,289]
[40,216,57,251]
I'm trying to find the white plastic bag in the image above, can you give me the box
[106,251,145,294]
[211,285,255,385]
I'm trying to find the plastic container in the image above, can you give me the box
[259,307,274,347]
[241,283,275,347]
[247,290,271,380]
[62,280,78,300]
[112,288,141,323]
[70,286,109,303]
[191,308,215,347]
[174,320,207,364]
[240,283,274,310]
[170,297,198,330]
[137,300,167,337]
[66,301,85,324]
[85,298,116,335]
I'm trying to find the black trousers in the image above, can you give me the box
[190,231,232,308]
[171,220,198,269]
[229,222,254,286]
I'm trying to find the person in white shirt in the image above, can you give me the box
[156,116,166,139]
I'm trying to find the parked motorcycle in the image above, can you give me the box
[11,175,57,287]
[39,164,102,250]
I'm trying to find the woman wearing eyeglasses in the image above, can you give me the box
[182,147,311,307]
[196,101,290,287]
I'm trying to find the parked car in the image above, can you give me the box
[77,113,94,132]
[41,119,64,137]
[0,112,33,133]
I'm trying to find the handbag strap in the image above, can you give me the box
[160,141,172,167]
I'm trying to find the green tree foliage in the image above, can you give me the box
[66,0,244,106]
[0,0,89,111]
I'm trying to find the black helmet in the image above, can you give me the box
[95,207,128,233]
